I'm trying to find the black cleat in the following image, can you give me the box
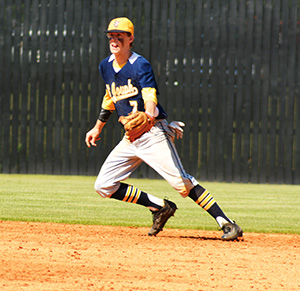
[148,199,177,236]
[221,222,243,241]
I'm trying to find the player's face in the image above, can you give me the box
[107,32,133,54]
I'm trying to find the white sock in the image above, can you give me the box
[216,216,233,228]
[147,194,164,207]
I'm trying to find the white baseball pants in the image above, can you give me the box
[94,119,198,198]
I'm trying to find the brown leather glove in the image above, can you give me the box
[119,111,155,142]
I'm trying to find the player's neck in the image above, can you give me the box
[114,50,132,67]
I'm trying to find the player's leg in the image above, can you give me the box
[94,138,177,223]
[140,120,242,240]
[109,182,164,211]
[111,181,177,236]
[188,185,243,240]
[94,137,177,235]
[94,138,162,209]
[110,182,177,236]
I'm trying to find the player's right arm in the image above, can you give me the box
[85,90,115,148]
[85,119,105,148]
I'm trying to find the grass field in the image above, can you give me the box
[1,174,300,234]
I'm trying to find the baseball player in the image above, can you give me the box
[85,17,243,240]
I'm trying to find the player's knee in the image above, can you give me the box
[94,180,109,198]
[177,186,190,197]
[171,176,198,197]
[94,179,119,198]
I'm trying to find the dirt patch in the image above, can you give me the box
[0,221,299,291]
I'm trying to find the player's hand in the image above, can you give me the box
[85,128,101,147]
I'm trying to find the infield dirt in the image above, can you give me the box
[1,220,299,291]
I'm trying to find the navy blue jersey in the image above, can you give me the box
[99,52,167,119]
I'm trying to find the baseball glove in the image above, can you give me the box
[119,111,155,142]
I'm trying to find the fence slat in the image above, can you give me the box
[284,0,297,184]
[53,0,65,175]
[295,68,300,184]
[277,0,289,183]
[268,0,280,183]
[156,0,168,112]
[1,0,11,173]
[0,0,4,173]
[233,0,246,182]
[241,0,254,182]
[45,0,56,174]
[215,0,228,181]
[183,0,194,175]
[27,0,39,173]
[11,1,22,173]
[19,0,31,173]
[5,1,13,172]
[207,0,220,181]
[60,0,73,175]
[165,0,177,123]
[250,0,263,183]
[190,0,202,179]
[70,0,82,175]
[174,0,186,160]
[294,5,300,184]
[199,0,210,181]
[224,0,237,182]
[259,0,272,184]
[36,0,48,173]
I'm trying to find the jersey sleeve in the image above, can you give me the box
[141,87,158,105]
[101,89,116,111]
[138,61,159,93]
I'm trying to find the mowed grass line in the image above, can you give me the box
[0,174,299,234]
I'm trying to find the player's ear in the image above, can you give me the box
[129,34,134,45]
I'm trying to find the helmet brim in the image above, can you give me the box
[105,29,131,35]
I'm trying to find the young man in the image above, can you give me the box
[85,17,243,240]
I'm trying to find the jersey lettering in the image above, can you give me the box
[129,100,138,113]
[106,79,138,103]
[99,53,167,119]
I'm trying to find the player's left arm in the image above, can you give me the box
[142,83,184,140]
[142,87,159,118]
[144,100,157,117]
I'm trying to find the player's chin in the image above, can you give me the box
[110,45,120,54]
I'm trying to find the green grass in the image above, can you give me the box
[1,174,300,235]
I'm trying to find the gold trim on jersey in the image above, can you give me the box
[113,59,127,71]
[101,89,116,111]
[142,87,158,105]
[106,79,138,103]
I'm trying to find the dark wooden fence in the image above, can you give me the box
[1,0,300,184]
